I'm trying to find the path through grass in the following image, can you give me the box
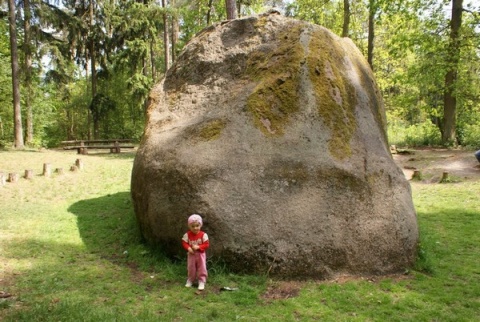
[1,149,479,321]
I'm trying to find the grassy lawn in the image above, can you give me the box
[1,149,479,321]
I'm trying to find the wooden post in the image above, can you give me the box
[24,169,34,179]
[412,170,422,181]
[440,171,450,183]
[8,173,19,183]
[114,140,120,153]
[43,163,52,177]
[79,141,87,154]
[0,172,6,186]
[75,159,84,170]
[55,168,64,175]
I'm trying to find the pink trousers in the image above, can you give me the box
[187,251,207,283]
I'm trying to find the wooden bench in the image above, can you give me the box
[61,139,135,154]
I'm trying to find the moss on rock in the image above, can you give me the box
[244,22,357,160]
[184,118,227,142]
[245,23,305,136]
[307,29,357,160]
[198,119,227,141]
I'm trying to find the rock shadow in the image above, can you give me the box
[67,192,143,260]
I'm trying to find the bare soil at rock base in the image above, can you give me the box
[392,147,480,183]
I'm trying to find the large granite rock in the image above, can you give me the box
[131,12,418,278]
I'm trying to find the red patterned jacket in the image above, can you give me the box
[182,231,209,252]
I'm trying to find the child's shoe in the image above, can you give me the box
[198,282,205,291]
[185,280,193,288]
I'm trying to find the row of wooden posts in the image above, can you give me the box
[0,159,84,186]
[0,161,455,186]
[412,169,451,182]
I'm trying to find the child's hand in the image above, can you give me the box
[192,245,200,251]
[188,247,195,254]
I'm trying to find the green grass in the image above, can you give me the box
[1,149,479,321]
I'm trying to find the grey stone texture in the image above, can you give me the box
[131,12,418,278]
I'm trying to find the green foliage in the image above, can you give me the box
[177,0,226,43]
[285,0,345,35]
[388,117,442,147]
[379,1,480,146]
[459,124,480,149]
[0,18,13,146]
[98,70,147,140]
[89,94,116,122]
[414,230,435,274]
[404,122,442,147]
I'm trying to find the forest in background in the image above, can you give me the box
[0,0,479,149]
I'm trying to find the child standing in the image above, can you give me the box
[182,214,209,290]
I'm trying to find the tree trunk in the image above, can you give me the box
[67,109,74,140]
[225,0,237,20]
[442,0,463,145]
[206,0,214,25]
[342,0,350,37]
[237,1,241,17]
[7,0,24,149]
[85,61,92,140]
[162,0,170,71]
[24,0,34,146]
[89,0,99,139]
[367,0,375,70]
[151,43,157,84]
[171,0,179,63]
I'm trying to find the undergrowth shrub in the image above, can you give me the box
[388,119,442,147]
[460,123,480,148]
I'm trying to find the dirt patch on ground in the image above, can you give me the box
[261,273,414,301]
[392,148,480,183]
[262,281,302,301]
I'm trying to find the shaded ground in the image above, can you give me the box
[392,148,480,183]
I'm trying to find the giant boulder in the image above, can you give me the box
[131,12,418,278]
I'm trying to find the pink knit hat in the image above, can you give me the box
[188,214,203,226]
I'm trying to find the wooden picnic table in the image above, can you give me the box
[61,139,135,154]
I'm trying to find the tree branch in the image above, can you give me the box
[462,8,480,17]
